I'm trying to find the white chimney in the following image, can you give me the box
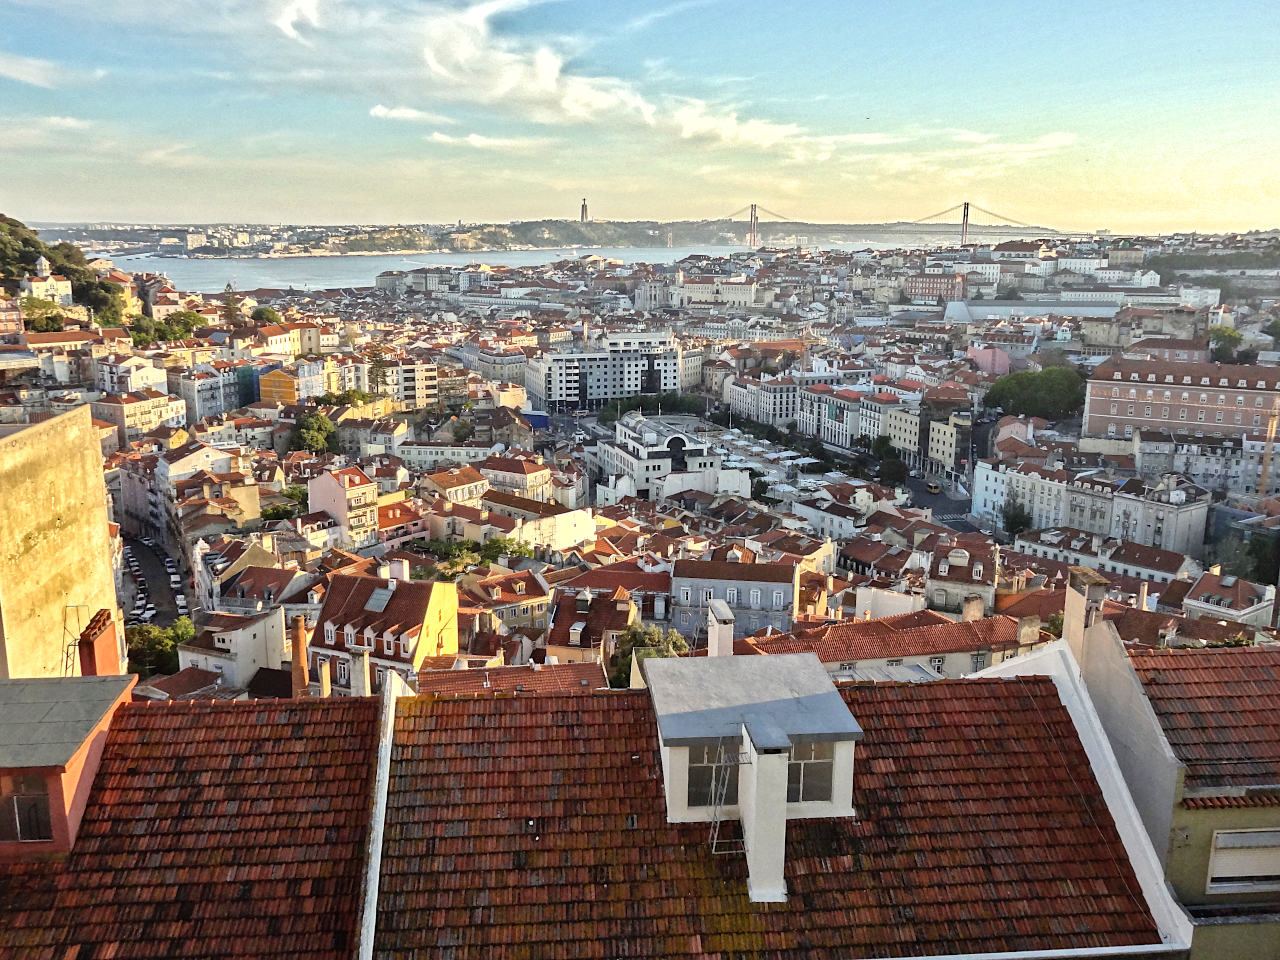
[739,725,790,902]
[707,599,735,657]
[351,648,372,697]
[377,561,391,579]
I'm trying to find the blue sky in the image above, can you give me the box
[1,0,1278,231]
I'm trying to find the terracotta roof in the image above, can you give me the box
[418,661,607,696]
[1129,646,1280,792]
[672,558,796,584]
[375,679,1159,957]
[0,698,379,958]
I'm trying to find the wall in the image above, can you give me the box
[0,408,121,679]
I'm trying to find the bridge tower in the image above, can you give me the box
[747,203,759,249]
[960,202,970,246]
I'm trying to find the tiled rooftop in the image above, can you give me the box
[0,698,380,959]
[1129,646,1280,792]
[376,679,1159,958]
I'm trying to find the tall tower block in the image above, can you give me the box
[580,198,588,223]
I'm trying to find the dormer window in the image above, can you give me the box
[787,742,834,802]
[687,744,739,806]
[0,774,52,842]
[325,623,336,645]
[344,625,356,645]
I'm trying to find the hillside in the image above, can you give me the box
[0,214,128,323]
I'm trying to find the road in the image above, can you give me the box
[122,537,183,627]
[904,476,977,533]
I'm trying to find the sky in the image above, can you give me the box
[1,0,1278,232]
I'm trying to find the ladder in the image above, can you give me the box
[708,735,750,854]
[61,604,90,677]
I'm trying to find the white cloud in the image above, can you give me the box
[427,130,550,150]
[370,104,455,124]
[0,51,61,88]
[952,130,998,144]
[274,0,320,40]
[626,0,717,33]
[668,98,799,149]
[139,142,204,167]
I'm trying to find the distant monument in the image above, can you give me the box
[580,198,588,223]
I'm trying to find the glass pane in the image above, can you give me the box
[0,801,18,842]
[15,795,52,841]
[804,761,833,802]
[787,761,802,803]
[718,765,738,805]
[688,764,712,807]
[812,741,834,761]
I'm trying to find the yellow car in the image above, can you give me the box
[926,481,942,495]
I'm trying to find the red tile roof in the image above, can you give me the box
[0,698,380,958]
[418,661,607,696]
[1130,646,1280,791]
[376,679,1159,957]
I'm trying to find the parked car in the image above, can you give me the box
[175,597,188,615]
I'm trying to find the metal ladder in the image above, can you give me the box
[708,735,750,854]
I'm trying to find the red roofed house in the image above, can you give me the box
[992,565,1280,957]
[308,465,378,548]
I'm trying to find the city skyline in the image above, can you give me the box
[2,0,1279,232]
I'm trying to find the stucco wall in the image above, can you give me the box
[0,407,120,678]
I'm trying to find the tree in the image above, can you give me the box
[1001,494,1033,536]
[751,477,770,501]
[282,484,308,509]
[261,504,296,522]
[20,296,64,332]
[219,283,242,325]
[870,434,894,461]
[1045,612,1064,638]
[453,421,474,442]
[77,279,125,325]
[367,343,390,396]
[1209,325,1243,363]
[290,411,336,453]
[879,457,907,487]
[125,617,193,677]
[478,537,534,564]
[1264,316,1280,344]
[251,306,282,325]
[983,367,1086,420]
[609,620,689,688]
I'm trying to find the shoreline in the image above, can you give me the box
[132,242,706,262]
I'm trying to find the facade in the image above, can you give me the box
[596,411,746,504]
[1084,358,1280,440]
[525,341,679,411]
[307,466,379,548]
[90,389,187,446]
[0,410,125,678]
[670,559,800,638]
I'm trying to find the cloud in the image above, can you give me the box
[139,142,204,167]
[274,0,320,40]
[370,103,455,124]
[427,130,550,150]
[0,115,94,152]
[952,130,998,144]
[626,0,717,32]
[668,98,800,148]
[0,50,62,88]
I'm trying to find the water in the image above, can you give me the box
[111,233,978,293]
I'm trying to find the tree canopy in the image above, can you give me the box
[1209,325,1244,363]
[251,306,282,324]
[1001,494,1033,536]
[20,297,64,332]
[129,310,203,347]
[125,617,194,677]
[609,620,689,688]
[290,411,336,453]
[983,367,1085,420]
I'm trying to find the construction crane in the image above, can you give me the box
[1257,396,1280,497]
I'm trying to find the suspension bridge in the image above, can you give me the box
[707,200,1076,246]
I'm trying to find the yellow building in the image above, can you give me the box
[259,367,300,405]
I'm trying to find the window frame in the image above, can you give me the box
[787,741,835,803]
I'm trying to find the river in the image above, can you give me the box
[111,232,979,293]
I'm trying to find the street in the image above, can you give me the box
[904,476,977,533]
[122,537,184,627]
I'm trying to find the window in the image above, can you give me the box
[687,743,738,807]
[324,622,335,645]
[1208,830,1280,892]
[726,587,738,605]
[886,658,903,666]
[773,590,785,609]
[0,774,52,842]
[929,656,945,672]
[680,587,691,604]
[750,588,761,607]
[788,742,834,802]
[971,653,987,671]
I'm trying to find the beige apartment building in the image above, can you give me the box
[90,389,187,446]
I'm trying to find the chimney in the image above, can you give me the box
[350,648,372,697]
[707,599,736,657]
[390,557,410,581]
[290,616,310,697]
[1064,566,1109,667]
[740,725,789,903]
[1136,581,1149,611]
[317,657,332,697]
[377,561,391,579]
[77,609,121,676]
[1017,613,1041,647]
[961,594,985,622]
[1208,563,1222,576]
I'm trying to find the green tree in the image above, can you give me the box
[77,279,125,325]
[478,537,534,564]
[282,484,308,509]
[751,477,770,500]
[453,421,474,442]
[609,620,689,688]
[984,367,1086,420]
[879,457,907,487]
[1264,317,1280,344]
[290,411,336,453]
[251,306,282,324]
[870,434,894,461]
[261,504,297,522]
[1045,612,1064,638]
[1209,325,1243,363]
[20,296,64,332]
[367,343,390,396]
[125,617,193,677]
[1001,494,1033,536]
[220,283,241,325]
